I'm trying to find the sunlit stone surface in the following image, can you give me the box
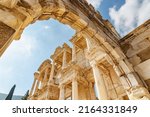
[0,0,150,100]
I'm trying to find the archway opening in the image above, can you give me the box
[0,19,75,96]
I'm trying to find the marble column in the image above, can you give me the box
[59,85,65,100]
[89,82,96,100]
[72,78,78,100]
[91,61,108,100]
[62,49,67,69]
[48,62,55,84]
[42,68,49,88]
[29,78,36,96]
[35,80,40,92]
[38,73,44,89]
[72,44,76,62]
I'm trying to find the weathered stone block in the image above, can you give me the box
[119,76,130,90]
[0,0,19,8]
[0,22,15,49]
[128,86,150,100]
[134,59,150,80]
[129,55,141,66]
[0,9,20,29]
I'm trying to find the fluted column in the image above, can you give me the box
[29,78,36,96]
[72,78,78,100]
[62,49,67,69]
[91,61,108,100]
[59,85,65,100]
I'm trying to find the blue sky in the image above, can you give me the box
[0,0,150,95]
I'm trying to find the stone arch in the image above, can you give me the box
[0,0,150,100]
[0,0,119,56]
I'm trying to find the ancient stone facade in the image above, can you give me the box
[0,0,150,100]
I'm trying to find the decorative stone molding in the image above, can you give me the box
[127,86,150,100]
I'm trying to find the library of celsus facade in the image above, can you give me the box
[0,0,150,100]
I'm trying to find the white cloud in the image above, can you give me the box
[2,34,37,59]
[87,0,103,9]
[109,0,150,36]
[44,25,50,29]
[0,33,37,79]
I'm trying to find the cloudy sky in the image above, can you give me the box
[0,0,150,96]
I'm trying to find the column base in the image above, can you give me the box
[127,86,150,100]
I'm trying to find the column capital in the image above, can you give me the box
[59,84,65,89]
[72,77,78,82]
[52,60,55,64]
[90,60,98,67]
[34,71,40,79]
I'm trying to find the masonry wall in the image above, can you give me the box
[120,20,150,91]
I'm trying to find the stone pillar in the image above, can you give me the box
[31,72,40,95]
[42,68,49,88]
[91,61,108,100]
[72,44,76,62]
[89,83,96,100]
[35,80,40,92]
[48,61,55,84]
[72,78,78,100]
[62,49,67,69]
[29,78,36,96]
[59,85,65,100]
[37,73,43,89]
